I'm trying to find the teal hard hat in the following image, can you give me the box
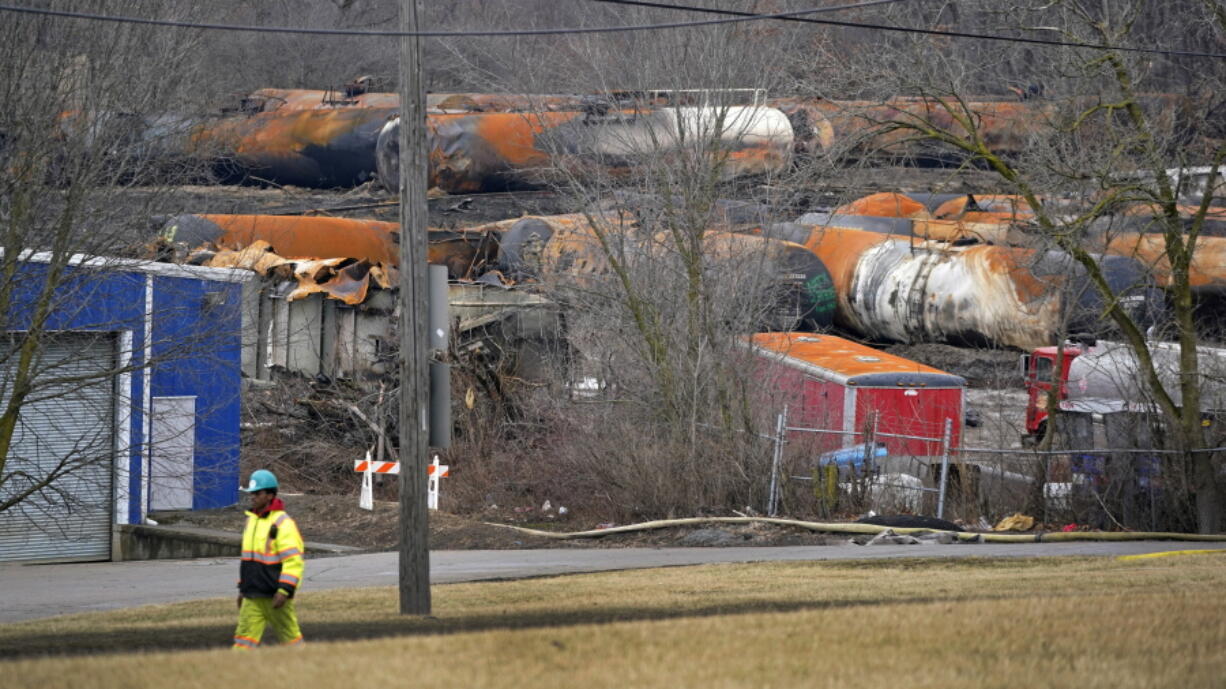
[241,469,279,493]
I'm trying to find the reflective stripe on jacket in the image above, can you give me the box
[239,510,305,598]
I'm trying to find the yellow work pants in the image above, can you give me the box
[232,597,304,650]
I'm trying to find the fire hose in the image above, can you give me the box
[485,516,1226,543]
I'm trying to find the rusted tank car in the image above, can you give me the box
[194,99,795,192]
[759,223,1163,350]
[795,98,1049,160]
[814,193,1037,243]
[823,195,1226,296]
[807,94,1179,161]
[1102,233,1226,293]
[795,210,1027,246]
[379,111,583,193]
[239,88,402,112]
[763,98,836,157]
[932,194,1035,224]
[163,214,399,263]
[827,192,1226,288]
[238,88,588,114]
[834,192,930,219]
[377,105,794,194]
[428,93,596,113]
[831,192,1036,224]
[260,88,1041,162]
[189,106,397,188]
[495,214,836,331]
[160,214,498,278]
[1109,203,1226,237]
[211,88,1185,186]
[766,97,1043,161]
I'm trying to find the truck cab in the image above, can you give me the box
[1021,345,1082,438]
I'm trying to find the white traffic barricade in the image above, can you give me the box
[353,456,450,510]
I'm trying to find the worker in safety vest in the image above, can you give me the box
[232,469,306,649]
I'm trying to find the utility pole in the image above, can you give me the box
[397,0,431,616]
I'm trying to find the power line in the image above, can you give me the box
[590,0,1226,60]
[0,0,905,38]
[8,0,1219,59]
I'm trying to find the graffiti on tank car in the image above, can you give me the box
[803,271,837,318]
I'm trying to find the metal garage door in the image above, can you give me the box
[0,333,117,563]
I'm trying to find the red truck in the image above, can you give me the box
[1021,344,1082,440]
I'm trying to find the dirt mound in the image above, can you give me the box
[884,342,1022,388]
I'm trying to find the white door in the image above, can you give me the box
[150,396,196,511]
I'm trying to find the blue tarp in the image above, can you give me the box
[818,442,888,468]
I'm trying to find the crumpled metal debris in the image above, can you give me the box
[195,239,395,305]
[158,213,502,305]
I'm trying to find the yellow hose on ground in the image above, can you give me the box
[483,516,1226,543]
[1117,549,1226,561]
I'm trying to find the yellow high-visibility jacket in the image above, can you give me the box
[238,505,305,598]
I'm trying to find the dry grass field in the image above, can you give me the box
[2,554,1224,688]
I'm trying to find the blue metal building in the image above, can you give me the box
[0,253,249,562]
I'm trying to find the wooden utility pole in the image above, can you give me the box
[397,0,431,616]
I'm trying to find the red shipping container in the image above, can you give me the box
[749,332,964,458]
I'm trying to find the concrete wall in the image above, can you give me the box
[113,523,359,561]
[114,523,238,561]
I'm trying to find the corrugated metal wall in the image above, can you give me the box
[0,333,116,563]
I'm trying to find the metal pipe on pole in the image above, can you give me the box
[767,405,787,517]
[397,0,431,616]
[936,417,953,520]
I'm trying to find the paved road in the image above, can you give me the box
[2,540,1223,623]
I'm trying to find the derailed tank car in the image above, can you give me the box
[189,106,397,188]
[495,214,836,332]
[238,88,402,112]
[759,223,1164,349]
[377,105,794,194]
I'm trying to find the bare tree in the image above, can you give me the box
[808,0,1226,531]
[440,6,844,519]
[0,1,220,519]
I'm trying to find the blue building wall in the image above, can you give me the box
[150,274,243,511]
[5,258,245,523]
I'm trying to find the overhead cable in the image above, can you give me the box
[8,0,1219,59]
[0,0,906,38]
[591,0,1226,59]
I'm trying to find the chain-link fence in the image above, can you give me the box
[763,407,1219,531]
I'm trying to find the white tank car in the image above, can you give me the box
[1062,340,1226,414]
